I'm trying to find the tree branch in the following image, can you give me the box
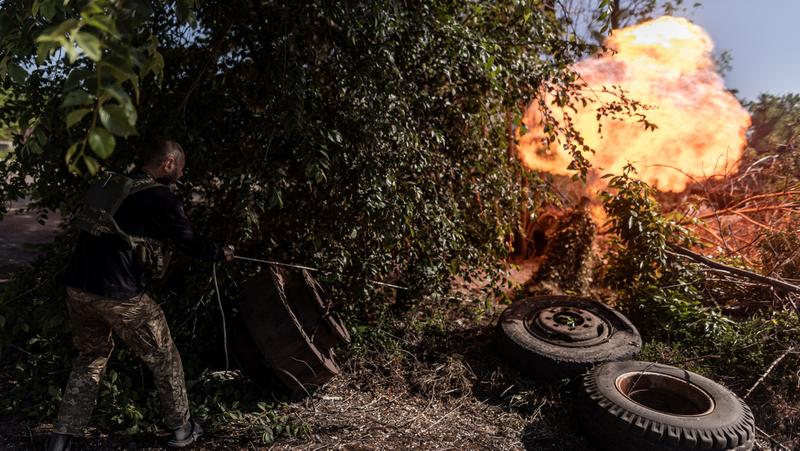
[667,244,800,294]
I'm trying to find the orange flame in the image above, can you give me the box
[518,16,751,192]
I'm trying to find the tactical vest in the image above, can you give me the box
[74,172,173,280]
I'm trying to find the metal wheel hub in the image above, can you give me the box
[525,306,611,347]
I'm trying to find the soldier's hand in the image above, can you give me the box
[223,245,235,262]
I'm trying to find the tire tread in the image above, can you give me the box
[579,364,755,451]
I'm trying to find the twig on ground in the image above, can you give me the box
[418,399,466,435]
[755,425,791,451]
[744,346,796,400]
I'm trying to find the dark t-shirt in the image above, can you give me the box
[64,171,224,299]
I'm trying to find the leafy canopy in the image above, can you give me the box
[0,0,621,430]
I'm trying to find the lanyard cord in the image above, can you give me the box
[232,255,408,290]
[232,255,319,272]
[212,263,229,371]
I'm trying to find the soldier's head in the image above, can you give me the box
[142,138,185,184]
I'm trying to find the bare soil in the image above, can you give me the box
[0,200,62,284]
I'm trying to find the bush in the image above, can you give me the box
[0,0,615,432]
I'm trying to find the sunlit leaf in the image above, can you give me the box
[62,90,95,107]
[83,154,100,174]
[65,142,80,165]
[76,32,102,61]
[65,108,91,128]
[99,104,137,137]
[88,127,116,159]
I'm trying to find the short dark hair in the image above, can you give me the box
[142,138,184,166]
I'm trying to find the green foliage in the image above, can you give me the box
[0,88,14,140]
[600,163,693,290]
[638,310,799,391]
[746,94,800,154]
[0,0,650,436]
[600,164,733,343]
[737,94,800,193]
[600,162,800,399]
[0,0,600,296]
[186,373,309,445]
[1,0,166,173]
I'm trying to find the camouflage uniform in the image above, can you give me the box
[53,287,189,435]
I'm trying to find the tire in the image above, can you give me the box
[496,296,641,379]
[579,361,755,451]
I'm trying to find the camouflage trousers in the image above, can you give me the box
[53,287,190,435]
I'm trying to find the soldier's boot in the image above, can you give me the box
[167,418,203,448]
[45,432,73,451]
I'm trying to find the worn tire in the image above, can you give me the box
[579,361,755,451]
[496,296,641,379]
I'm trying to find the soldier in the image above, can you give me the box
[47,138,234,450]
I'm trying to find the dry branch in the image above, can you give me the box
[693,203,799,222]
[744,346,797,400]
[755,425,792,451]
[667,245,800,294]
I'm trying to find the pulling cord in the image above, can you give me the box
[233,255,318,272]
[232,255,408,290]
[212,263,229,370]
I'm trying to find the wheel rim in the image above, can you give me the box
[615,371,715,416]
[524,304,611,347]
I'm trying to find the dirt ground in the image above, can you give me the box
[0,199,62,284]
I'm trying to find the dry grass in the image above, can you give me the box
[269,310,590,451]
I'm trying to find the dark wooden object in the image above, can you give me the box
[234,267,350,394]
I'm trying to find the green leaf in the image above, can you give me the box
[65,142,80,165]
[35,42,59,64]
[35,19,79,44]
[34,127,47,146]
[65,45,80,64]
[99,105,137,137]
[62,90,94,107]
[76,32,102,61]
[100,60,136,83]
[100,85,132,105]
[28,140,44,154]
[65,108,91,128]
[88,127,116,159]
[39,0,56,20]
[7,63,27,84]
[83,155,100,175]
[84,13,118,37]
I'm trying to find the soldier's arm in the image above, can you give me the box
[161,195,225,261]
